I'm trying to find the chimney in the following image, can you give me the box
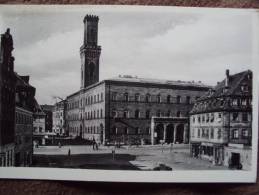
[225,69,230,87]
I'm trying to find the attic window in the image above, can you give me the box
[241,85,248,92]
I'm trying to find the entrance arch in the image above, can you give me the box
[155,123,164,144]
[166,124,174,143]
[175,124,184,143]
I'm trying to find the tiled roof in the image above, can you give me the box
[106,76,210,88]
[190,70,252,114]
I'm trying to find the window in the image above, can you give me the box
[146,127,150,134]
[124,127,128,135]
[156,110,161,117]
[124,93,129,102]
[206,114,210,123]
[241,99,247,106]
[176,96,181,104]
[198,115,201,123]
[112,110,117,118]
[111,92,117,101]
[202,115,205,123]
[146,110,150,119]
[100,109,103,118]
[192,116,195,123]
[167,110,171,117]
[135,110,140,118]
[191,128,195,138]
[167,95,171,103]
[210,113,214,122]
[157,95,161,103]
[218,128,222,139]
[232,112,239,121]
[186,96,191,104]
[112,126,117,135]
[176,111,181,117]
[97,94,100,102]
[145,94,151,103]
[242,129,249,138]
[123,110,129,118]
[233,129,239,139]
[101,93,103,101]
[210,128,214,139]
[135,93,140,102]
[197,129,200,138]
[218,113,222,119]
[135,127,140,134]
[242,112,248,122]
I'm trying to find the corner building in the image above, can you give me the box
[190,70,252,169]
[66,15,211,145]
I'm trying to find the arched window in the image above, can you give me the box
[94,110,96,119]
[97,110,99,118]
[135,110,140,118]
[167,95,171,103]
[97,94,100,102]
[101,93,103,101]
[124,93,129,102]
[100,109,103,118]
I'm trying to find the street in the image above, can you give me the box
[33,144,228,170]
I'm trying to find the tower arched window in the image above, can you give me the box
[89,62,95,81]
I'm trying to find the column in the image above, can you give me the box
[163,124,167,143]
[173,124,177,144]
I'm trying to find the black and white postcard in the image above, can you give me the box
[0,5,258,183]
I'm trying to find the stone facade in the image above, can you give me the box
[190,69,252,170]
[53,100,66,136]
[0,29,16,166]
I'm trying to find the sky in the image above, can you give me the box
[0,6,257,105]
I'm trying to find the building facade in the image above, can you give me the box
[14,74,35,167]
[65,15,211,145]
[41,104,54,132]
[53,100,66,136]
[0,29,16,166]
[189,70,252,170]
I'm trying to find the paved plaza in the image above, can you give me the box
[33,144,228,170]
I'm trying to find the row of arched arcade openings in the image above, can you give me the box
[151,117,189,145]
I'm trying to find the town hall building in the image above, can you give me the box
[65,15,211,145]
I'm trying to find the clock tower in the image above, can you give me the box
[80,15,101,89]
